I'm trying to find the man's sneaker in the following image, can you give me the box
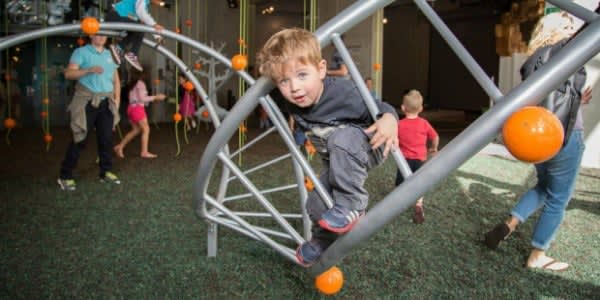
[57,178,76,191]
[124,52,143,71]
[295,240,323,267]
[109,44,123,65]
[100,171,121,185]
[318,204,364,233]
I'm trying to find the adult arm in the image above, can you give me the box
[64,62,103,81]
[113,70,121,108]
[136,0,164,31]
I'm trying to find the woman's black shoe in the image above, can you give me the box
[484,223,511,249]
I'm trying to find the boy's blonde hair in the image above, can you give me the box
[402,90,423,114]
[257,28,323,80]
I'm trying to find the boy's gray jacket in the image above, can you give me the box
[288,77,398,131]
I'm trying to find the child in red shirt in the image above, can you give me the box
[396,89,439,224]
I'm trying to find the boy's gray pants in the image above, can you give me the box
[306,126,385,224]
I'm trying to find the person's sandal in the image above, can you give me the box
[484,223,511,249]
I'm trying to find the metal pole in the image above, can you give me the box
[309,19,600,275]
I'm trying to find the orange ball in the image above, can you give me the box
[154,79,161,85]
[304,177,314,192]
[185,19,193,27]
[502,106,564,163]
[231,54,248,71]
[80,17,100,35]
[40,111,48,118]
[173,112,182,122]
[175,27,181,33]
[4,118,16,129]
[237,38,245,45]
[183,81,194,91]
[201,110,209,118]
[43,134,53,143]
[42,98,50,105]
[194,63,202,70]
[373,63,382,71]
[315,266,344,295]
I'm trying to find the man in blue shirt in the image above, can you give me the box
[58,34,122,191]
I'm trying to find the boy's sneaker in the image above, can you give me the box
[57,178,76,191]
[318,204,364,233]
[123,52,143,71]
[109,44,123,65]
[295,240,323,267]
[100,171,121,185]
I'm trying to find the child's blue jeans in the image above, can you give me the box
[510,130,585,251]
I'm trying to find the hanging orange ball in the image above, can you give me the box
[184,19,193,27]
[201,110,209,118]
[42,98,50,105]
[237,38,245,45]
[80,17,100,35]
[175,27,181,33]
[43,134,53,143]
[4,118,16,129]
[183,81,194,91]
[304,177,314,192]
[240,124,248,133]
[77,37,86,46]
[194,62,202,70]
[315,266,344,295]
[373,63,382,71]
[154,79,161,85]
[173,112,182,122]
[231,54,248,71]
[305,139,316,156]
[40,111,48,118]
[502,106,564,163]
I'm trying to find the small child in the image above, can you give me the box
[365,77,378,100]
[396,89,439,224]
[258,106,270,129]
[106,0,165,71]
[113,69,166,158]
[178,74,197,131]
[257,28,399,267]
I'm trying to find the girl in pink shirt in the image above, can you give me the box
[114,70,166,158]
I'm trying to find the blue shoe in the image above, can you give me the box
[295,240,323,267]
[318,204,364,233]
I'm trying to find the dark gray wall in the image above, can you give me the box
[428,16,497,111]
[383,4,499,111]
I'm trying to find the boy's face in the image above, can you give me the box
[275,59,326,108]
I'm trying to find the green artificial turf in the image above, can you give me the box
[1,127,599,298]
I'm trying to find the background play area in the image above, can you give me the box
[1,127,599,298]
[2,0,600,298]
